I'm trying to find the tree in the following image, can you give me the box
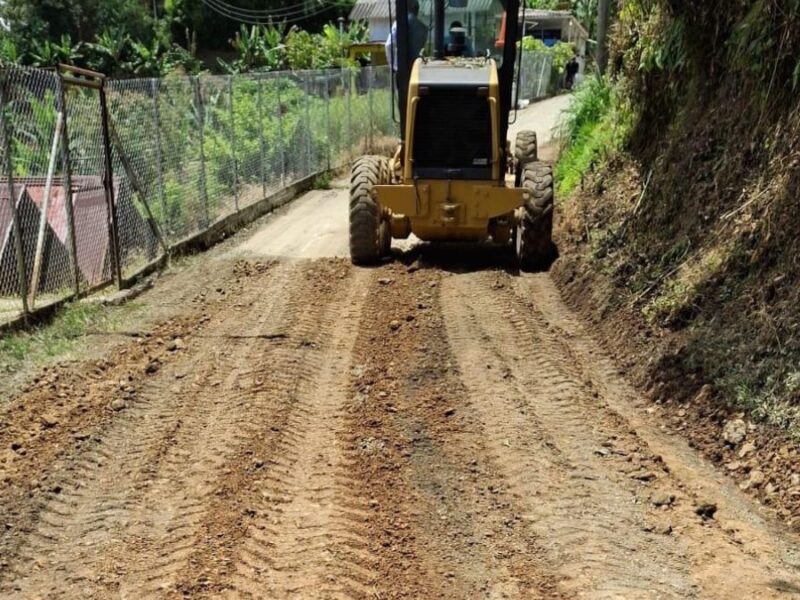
[2,0,154,49]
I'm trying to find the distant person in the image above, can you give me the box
[385,0,429,72]
[446,21,475,57]
[565,55,579,89]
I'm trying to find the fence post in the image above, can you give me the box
[539,56,549,98]
[345,69,353,158]
[367,67,374,154]
[98,81,123,288]
[28,110,63,308]
[57,77,81,297]
[193,76,210,228]
[228,75,239,212]
[303,72,312,177]
[0,77,30,321]
[324,72,331,171]
[150,79,168,238]
[255,75,267,197]
[275,75,286,187]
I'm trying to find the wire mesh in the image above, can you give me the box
[106,78,163,279]
[0,64,396,326]
[0,66,80,322]
[517,52,553,103]
[64,82,115,292]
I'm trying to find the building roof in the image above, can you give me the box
[349,2,589,41]
[1,177,114,287]
[522,9,589,40]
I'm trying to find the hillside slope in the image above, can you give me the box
[552,0,800,528]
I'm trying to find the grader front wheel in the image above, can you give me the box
[349,155,390,265]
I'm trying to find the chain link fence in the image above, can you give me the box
[0,63,396,327]
[516,52,553,104]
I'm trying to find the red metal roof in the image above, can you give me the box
[0,177,114,286]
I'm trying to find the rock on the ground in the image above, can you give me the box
[40,414,58,428]
[110,399,127,411]
[722,419,747,445]
[652,492,675,507]
[744,470,766,490]
[738,441,756,458]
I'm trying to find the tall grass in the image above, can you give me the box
[555,76,633,197]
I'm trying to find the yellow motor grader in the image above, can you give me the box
[349,0,555,270]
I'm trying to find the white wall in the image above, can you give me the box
[369,18,391,42]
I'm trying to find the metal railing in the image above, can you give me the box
[0,63,395,327]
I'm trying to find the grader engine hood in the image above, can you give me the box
[406,61,500,182]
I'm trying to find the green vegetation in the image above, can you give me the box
[520,37,577,93]
[313,172,333,190]
[0,300,129,369]
[103,72,392,238]
[554,75,632,196]
[0,0,360,76]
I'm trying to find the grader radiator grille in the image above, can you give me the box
[412,87,493,180]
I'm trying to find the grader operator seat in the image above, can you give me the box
[349,0,556,270]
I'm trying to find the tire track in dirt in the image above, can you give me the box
[442,271,696,599]
[443,269,800,599]
[112,260,358,598]
[342,264,561,599]
[510,274,800,597]
[170,267,376,599]
[0,260,265,592]
[0,260,331,598]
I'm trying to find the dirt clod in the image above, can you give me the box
[40,415,58,429]
[110,399,127,411]
[695,503,718,520]
[652,493,675,507]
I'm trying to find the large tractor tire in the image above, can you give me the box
[514,130,538,164]
[350,155,390,265]
[517,161,556,272]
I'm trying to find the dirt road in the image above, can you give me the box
[1,98,800,598]
[2,254,800,598]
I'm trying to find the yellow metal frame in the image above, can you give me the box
[375,58,528,242]
[347,42,388,66]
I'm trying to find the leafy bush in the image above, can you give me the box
[521,38,576,75]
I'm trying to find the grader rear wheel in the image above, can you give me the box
[517,161,556,272]
[349,155,391,265]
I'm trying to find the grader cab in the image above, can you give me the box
[349,0,555,270]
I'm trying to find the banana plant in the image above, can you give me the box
[220,24,286,74]
[0,37,19,63]
[83,29,131,75]
[124,39,166,77]
[29,34,82,68]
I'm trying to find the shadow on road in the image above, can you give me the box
[389,242,559,276]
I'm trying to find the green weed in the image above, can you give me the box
[313,172,332,190]
[0,301,133,373]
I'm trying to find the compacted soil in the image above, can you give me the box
[1,249,799,599]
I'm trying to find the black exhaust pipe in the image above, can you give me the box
[433,0,445,59]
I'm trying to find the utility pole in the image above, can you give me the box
[596,0,610,75]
